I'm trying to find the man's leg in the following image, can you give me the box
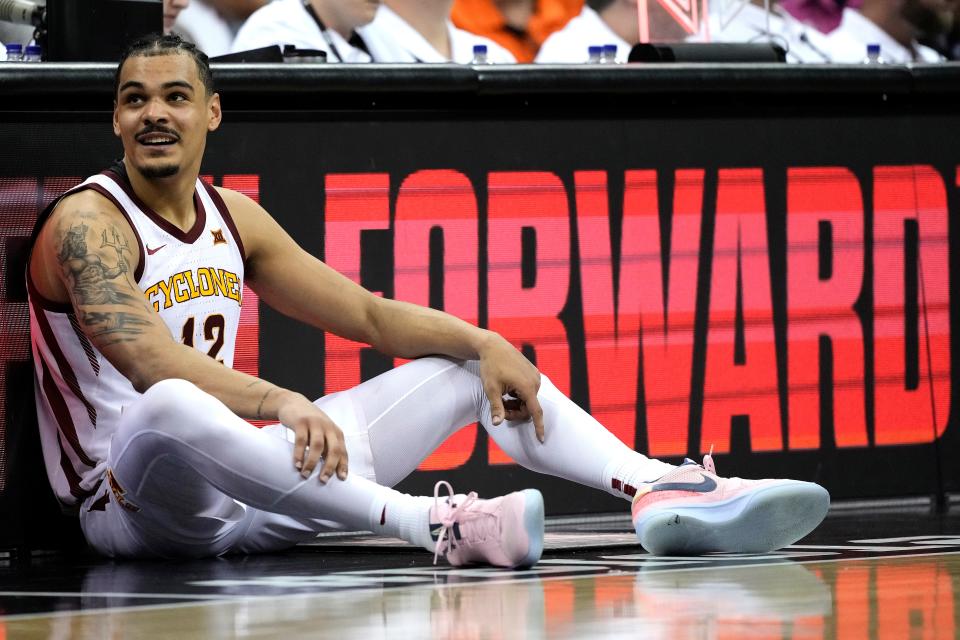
[232,356,671,557]
[84,378,540,565]
[342,357,828,554]
[345,357,673,499]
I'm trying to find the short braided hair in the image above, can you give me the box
[115,33,214,98]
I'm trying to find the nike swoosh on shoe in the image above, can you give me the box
[651,475,717,493]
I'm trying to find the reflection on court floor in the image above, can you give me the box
[1,511,958,639]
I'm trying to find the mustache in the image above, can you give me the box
[135,124,181,141]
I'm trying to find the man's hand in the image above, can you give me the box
[276,394,348,483]
[478,333,545,443]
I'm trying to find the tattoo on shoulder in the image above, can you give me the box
[54,213,150,342]
[57,218,135,304]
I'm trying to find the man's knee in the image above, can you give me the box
[538,372,555,392]
[143,378,204,412]
[119,378,207,439]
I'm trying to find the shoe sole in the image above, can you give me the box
[517,489,545,568]
[634,482,830,555]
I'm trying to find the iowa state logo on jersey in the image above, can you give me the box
[143,267,242,311]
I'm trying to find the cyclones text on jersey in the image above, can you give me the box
[143,267,242,312]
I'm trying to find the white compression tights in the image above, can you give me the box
[87,358,672,558]
[356,358,673,491]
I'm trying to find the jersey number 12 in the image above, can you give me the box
[181,314,225,363]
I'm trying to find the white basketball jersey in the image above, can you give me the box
[29,168,247,508]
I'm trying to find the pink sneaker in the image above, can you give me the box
[430,481,544,568]
[632,452,829,555]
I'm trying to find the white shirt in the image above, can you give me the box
[361,5,515,63]
[535,7,631,63]
[0,23,33,49]
[231,0,373,62]
[173,0,237,58]
[822,8,943,63]
[693,2,833,63]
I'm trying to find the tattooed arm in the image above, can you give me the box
[219,186,545,437]
[51,214,150,347]
[29,189,349,481]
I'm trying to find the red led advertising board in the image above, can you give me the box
[0,111,956,520]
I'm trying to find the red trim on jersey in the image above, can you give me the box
[56,434,93,502]
[31,295,98,429]
[68,313,100,377]
[200,181,247,266]
[87,490,109,512]
[26,267,73,313]
[85,182,146,283]
[39,355,97,468]
[104,169,207,244]
[26,181,146,295]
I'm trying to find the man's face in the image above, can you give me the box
[902,0,955,36]
[113,53,221,181]
[322,0,381,33]
[163,0,191,33]
[210,0,268,21]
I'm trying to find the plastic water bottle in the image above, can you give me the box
[470,44,489,64]
[587,45,602,63]
[23,44,41,62]
[4,43,22,62]
[602,44,618,63]
[862,43,885,64]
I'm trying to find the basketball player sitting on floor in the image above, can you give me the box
[27,34,830,565]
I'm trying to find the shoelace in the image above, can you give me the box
[432,480,479,565]
[702,444,716,475]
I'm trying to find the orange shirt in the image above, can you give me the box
[452,0,584,62]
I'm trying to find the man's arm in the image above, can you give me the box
[222,189,546,440]
[30,191,348,481]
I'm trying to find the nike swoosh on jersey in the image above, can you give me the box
[146,244,167,255]
[651,475,718,493]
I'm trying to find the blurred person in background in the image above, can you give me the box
[534,0,689,62]
[535,0,639,62]
[534,0,821,63]
[164,0,191,33]
[781,0,853,33]
[822,0,950,60]
[451,0,583,61]
[173,0,269,57]
[922,0,960,56]
[363,0,516,62]
[692,0,834,62]
[0,21,35,50]
[231,0,380,61]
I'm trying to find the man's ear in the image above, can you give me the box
[208,93,222,132]
[113,101,121,137]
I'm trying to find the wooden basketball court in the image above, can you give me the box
[2,502,956,639]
